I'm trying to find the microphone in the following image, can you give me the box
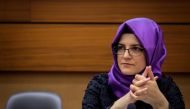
[127,103,136,109]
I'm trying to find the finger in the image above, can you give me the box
[154,76,158,81]
[133,77,150,87]
[135,74,146,81]
[132,79,137,84]
[130,91,138,99]
[134,87,147,96]
[142,66,149,77]
[147,66,155,80]
[130,84,139,93]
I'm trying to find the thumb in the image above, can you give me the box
[147,66,155,80]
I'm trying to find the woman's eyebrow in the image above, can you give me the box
[130,44,141,47]
[118,43,125,45]
[118,43,141,47]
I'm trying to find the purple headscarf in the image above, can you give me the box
[108,18,167,98]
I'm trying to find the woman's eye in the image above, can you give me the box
[131,47,142,51]
[118,45,125,50]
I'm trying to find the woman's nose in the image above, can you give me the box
[123,49,132,58]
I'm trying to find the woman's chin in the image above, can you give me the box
[120,69,137,75]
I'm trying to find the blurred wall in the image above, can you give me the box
[0,0,190,109]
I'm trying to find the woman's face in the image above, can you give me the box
[117,33,146,75]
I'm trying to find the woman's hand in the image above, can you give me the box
[130,66,169,109]
[110,91,136,109]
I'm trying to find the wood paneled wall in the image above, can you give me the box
[1,0,190,72]
[0,0,190,23]
[0,0,190,109]
[0,24,190,72]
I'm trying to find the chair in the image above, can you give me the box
[6,92,62,109]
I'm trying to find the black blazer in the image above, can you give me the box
[82,73,185,109]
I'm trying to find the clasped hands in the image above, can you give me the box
[111,66,169,109]
[129,66,168,109]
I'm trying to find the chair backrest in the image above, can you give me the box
[6,92,62,109]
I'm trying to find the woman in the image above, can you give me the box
[82,18,185,109]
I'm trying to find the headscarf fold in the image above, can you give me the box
[108,18,167,98]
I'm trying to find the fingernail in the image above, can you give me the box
[149,65,152,69]
[146,77,150,81]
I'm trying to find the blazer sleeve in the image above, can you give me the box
[82,75,101,109]
[159,76,185,109]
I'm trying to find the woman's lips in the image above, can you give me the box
[121,63,134,67]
